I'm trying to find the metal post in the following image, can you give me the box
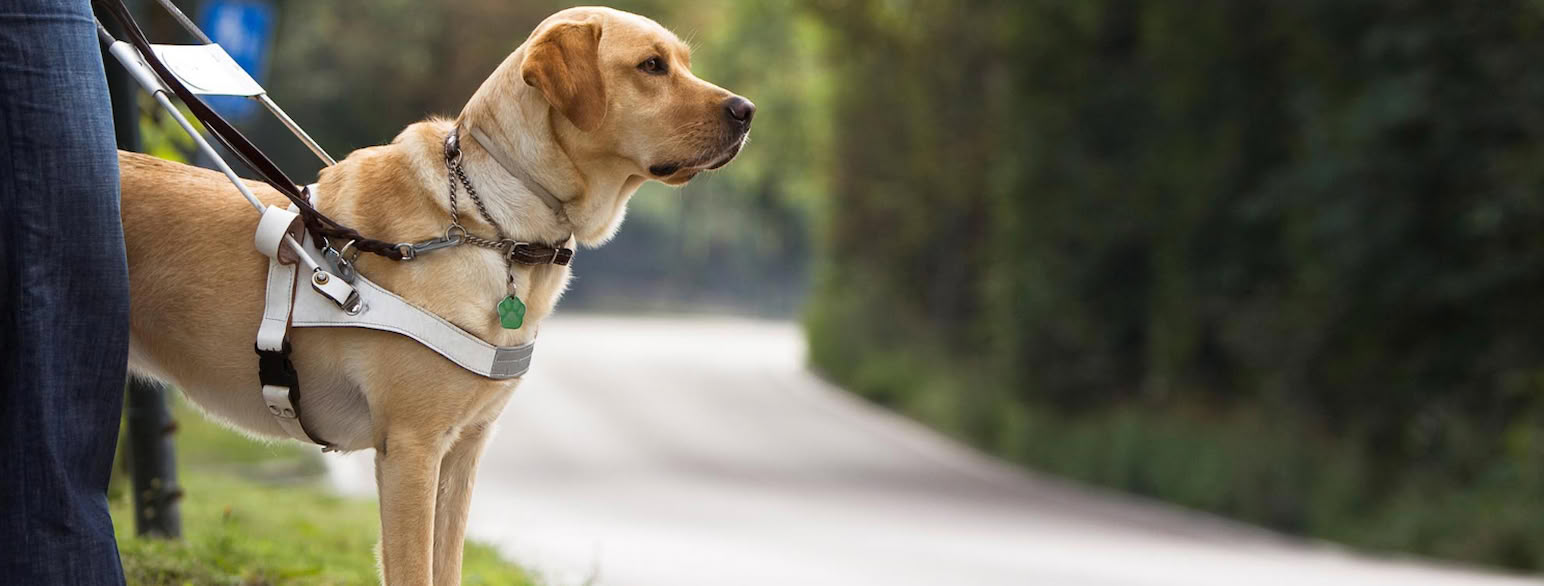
[124,380,183,538]
[152,0,212,43]
[257,94,337,166]
[102,0,184,539]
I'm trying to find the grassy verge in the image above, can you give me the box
[110,397,532,585]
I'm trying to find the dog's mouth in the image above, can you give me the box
[705,140,743,170]
[649,135,748,180]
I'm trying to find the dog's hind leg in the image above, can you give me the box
[432,421,494,585]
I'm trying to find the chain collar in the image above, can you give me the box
[390,131,575,267]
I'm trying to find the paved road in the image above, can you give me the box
[328,315,1539,586]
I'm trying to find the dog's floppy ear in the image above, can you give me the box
[521,17,606,132]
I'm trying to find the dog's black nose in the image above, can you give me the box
[725,96,756,126]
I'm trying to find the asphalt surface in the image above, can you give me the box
[328,315,1540,586]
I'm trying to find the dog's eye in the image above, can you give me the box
[638,56,668,75]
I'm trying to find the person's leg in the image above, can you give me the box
[0,1,131,584]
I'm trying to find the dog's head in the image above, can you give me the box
[518,7,752,185]
[457,7,753,243]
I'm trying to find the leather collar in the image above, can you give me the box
[464,124,575,230]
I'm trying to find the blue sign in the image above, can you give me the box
[199,0,275,118]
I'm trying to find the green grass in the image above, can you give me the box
[110,398,533,585]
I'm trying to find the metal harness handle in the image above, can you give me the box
[92,0,410,261]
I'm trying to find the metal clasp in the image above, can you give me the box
[321,238,360,283]
[310,269,361,313]
[396,227,465,261]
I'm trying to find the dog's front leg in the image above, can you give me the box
[432,421,493,585]
[376,429,445,585]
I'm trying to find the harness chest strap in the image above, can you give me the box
[254,187,537,447]
[289,269,536,378]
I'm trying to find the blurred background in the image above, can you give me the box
[117,0,1544,583]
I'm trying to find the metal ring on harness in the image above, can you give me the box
[444,132,464,166]
[338,239,360,262]
[395,242,418,260]
[337,239,362,274]
[320,237,361,284]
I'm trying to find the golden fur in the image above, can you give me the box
[118,7,751,584]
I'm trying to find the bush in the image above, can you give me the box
[805,0,1544,570]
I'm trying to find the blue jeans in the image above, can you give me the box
[0,0,130,584]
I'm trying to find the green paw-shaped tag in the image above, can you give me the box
[497,295,526,329]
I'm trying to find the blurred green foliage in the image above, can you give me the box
[147,0,1544,571]
[805,0,1544,571]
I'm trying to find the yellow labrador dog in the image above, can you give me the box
[117,6,751,584]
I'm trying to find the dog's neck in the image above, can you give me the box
[444,101,572,245]
[453,62,643,246]
[463,125,570,228]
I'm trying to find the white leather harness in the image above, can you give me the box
[95,14,557,449]
[253,186,535,448]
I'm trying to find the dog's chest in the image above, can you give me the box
[388,246,569,347]
[295,361,374,450]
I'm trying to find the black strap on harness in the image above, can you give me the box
[255,341,299,396]
[253,341,330,447]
